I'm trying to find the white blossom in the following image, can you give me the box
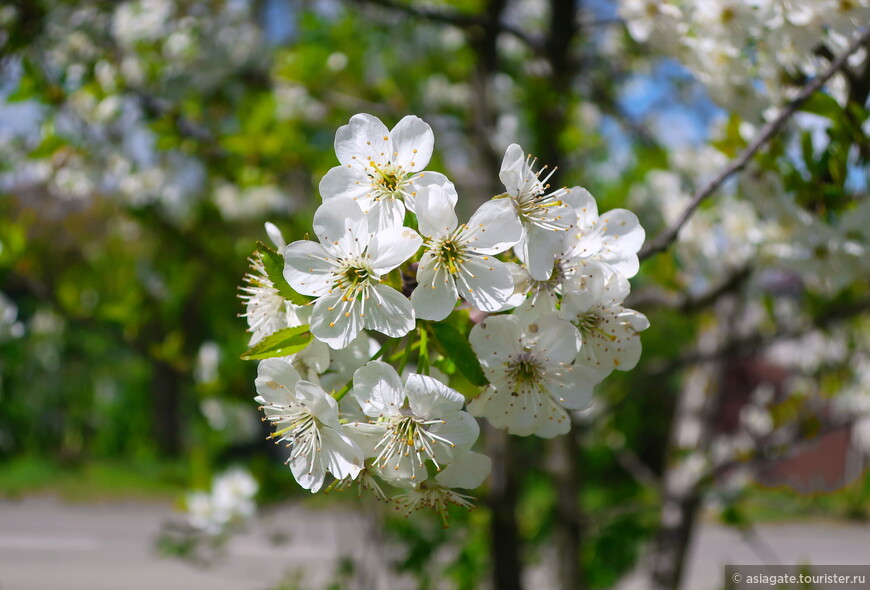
[391,452,492,523]
[346,361,479,484]
[319,113,455,232]
[255,359,364,492]
[282,198,422,348]
[498,144,577,280]
[412,184,522,320]
[560,269,649,375]
[468,314,601,437]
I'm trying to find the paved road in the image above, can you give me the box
[0,496,403,590]
[3,496,870,590]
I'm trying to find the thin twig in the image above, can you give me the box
[639,27,870,262]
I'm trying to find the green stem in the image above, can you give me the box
[417,325,429,375]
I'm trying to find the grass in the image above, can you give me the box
[0,455,189,502]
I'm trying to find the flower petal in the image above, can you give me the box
[416,183,458,239]
[532,398,571,438]
[319,165,372,202]
[320,426,364,480]
[282,240,337,297]
[522,226,566,280]
[412,253,458,321]
[469,315,522,366]
[435,451,492,489]
[335,113,390,168]
[364,283,415,338]
[293,380,341,429]
[498,143,529,196]
[429,411,480,465]
[526,314,581,365]
[312,198,368,257]
[455,256,515,312]
[310,290,363,349]
[368,226,422,275]
[255,358,302,406]
[404,373,465,418]
[461,198,523,254]
[365,198,406,233]
[351,360,405,418]
[408,171,457,212]
[390,115,434,172]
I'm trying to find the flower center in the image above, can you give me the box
[334,257,375,300]
[266,405,322,464]
[575,310,616,341]
[507,153,569,231]
[436,237,468,275]
[368,161,410,201]
[506,351,544,394]
[374,415,455,473]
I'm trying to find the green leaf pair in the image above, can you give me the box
[240,325,313,360]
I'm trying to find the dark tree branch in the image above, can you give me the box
[647,297,870,376]
[638,27,870,262]
[627,265,753,312]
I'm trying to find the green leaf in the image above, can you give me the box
[255,241,311,305]
[430,322,489,387]
[799,92,842,120]
[241,325,312,360]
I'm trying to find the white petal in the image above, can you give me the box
[351,360,405,418]
[319,165,372,202]
[310,290,363,349]
[467,385,514,431]
[526,314,581,365]
[455,256,515,312]
[412,252,458,321]
[293,380,341,429]
[408,172,457,212]
[547,365,598,410]
[498,143,527,196]
[364,283,415,338]
[254,358,302,405]
[523,226,565,280]
[390,115,434,172]
[365,198,406,233]
[289,452,327,492]
[416,183,458,239]
[429,411,480,465]
[597,209,644,278]
[334,113,390,167]
[369,226,422,275]
[532,398,571,438]
[282,241,337,297]
[321,427,364,480]
[343,421,387,458]
[461,198,523,254]
[436,451,492,489]
[265,221,286,250]
[469,315,522,366]
[312,198,368,257]
[404,373,465,418]
[562,186,598,228]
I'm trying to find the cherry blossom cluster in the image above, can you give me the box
[240,114,649,521]
[619,0,870,120]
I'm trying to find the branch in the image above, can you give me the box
[349,0,543,55]
[646,297,870,376]
[638,27,870,262]
[627,265,752,312]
